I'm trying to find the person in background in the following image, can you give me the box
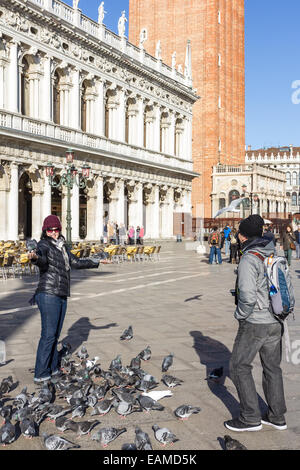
[294,225,300,260]
[119,223,126,245]
[281,225,296,267]
[263,224,276,244]
[139,226,144,245]
[128,226,135,245]
[27,215,99,384]
[229,228,238,264]
[208,226,222,265]
[223,224,232,257]
[136,226,141,245]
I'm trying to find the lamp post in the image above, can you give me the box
[45,149,91,249]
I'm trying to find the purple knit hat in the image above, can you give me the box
[42,215,62,232]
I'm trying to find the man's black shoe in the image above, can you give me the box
[224,418,262,432]
[261,415,287,430]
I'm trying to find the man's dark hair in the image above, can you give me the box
[213,226,218,231]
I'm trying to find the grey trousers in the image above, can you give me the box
[230,320,287,425]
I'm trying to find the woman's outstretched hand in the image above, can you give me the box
[27,251,38,260]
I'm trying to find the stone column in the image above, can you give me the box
[168,111,175,155]
[8,42,19,113]
[0,58,7,109]
[118,89,126,142]
[95,176,104,240]
[137,96,144,147]
[86,182,97,241]
[70,69,81,130]
[8,162,19,240]
[42,170,52,220]
[117,179,125,225]
[0,166,8,240]
[94,79,104,136]
[43,56,52,122]
[146,185,159,239]
[31,190,43,240]
[71,182,80,241]
[154,105,161,152]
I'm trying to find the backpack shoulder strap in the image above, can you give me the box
[247,250,265,263]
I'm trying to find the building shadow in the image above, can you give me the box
[60,317,118,353]
[190,330,268,419]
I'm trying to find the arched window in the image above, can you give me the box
[292,172,297,186]
[160,111,169,153]
[292,192,297,206]
[286,172,291,185]
[228,189,240,205]
[219,198,226,210]
[175,117,184,157]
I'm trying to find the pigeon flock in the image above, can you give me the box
[0,325,246,450]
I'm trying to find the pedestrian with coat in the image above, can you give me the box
[225,214,287,433]
[208,226,222,264]
[27,215,99,384]
[294,225,300,260]
[281,225,296,266]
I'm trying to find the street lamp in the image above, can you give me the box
[45,149,91,249]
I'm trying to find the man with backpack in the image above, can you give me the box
[225,214,289,432]
[208,226,222,264]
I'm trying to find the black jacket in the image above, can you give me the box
[32,236,99,298]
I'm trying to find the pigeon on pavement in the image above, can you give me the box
[135,427,153,450]
[90,399,114,417]
[174,405,201,420]
[91,427,127,448]
[224,435,248,450]
[120,326,133,341]
[161,374,184,388]
[206,367,224,381]
[152,424,179,447]
[42,432,80,450]
[0,376,13,395]
[122,443,138,450]
[138,395,164,413]
[76,346,89,361]
[20,417,38,439]
[55,416,71,433]
[66,419,100,437]
[0,418,16,445]
[109,355,122,372]
[138,346,151,361]
[161,354,174,372]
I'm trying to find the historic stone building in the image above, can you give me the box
[0,0,198,242]
[129,0,245,218]
[246,145,300,215]
[211,164,289,219]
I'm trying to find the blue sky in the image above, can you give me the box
[64,0,300,150]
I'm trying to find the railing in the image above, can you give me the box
[0,110,193,173]
[26,0,191,89]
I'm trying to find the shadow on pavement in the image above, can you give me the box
[60,317,118,353]
[190,330,268,420]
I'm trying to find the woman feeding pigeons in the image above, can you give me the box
[27,215,99,384]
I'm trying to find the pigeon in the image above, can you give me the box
[138,395,165,413]
[76,345,89,361]
[0,418,16,445]
[224,435,248,450]
[94,382,110,400]
[152,424,179,447]
[0,405,13,422]
[213,197,247,219]
[85,357,100,371]
[109,355,122,372]
[87,394,98,409]
[161,374,184,388]
[37,382,55,404]
[120,325,133,341]
[46,405,72,421]
[141,390,173,401]
[55,416,72,433]
[12,406,32,422]
[135,427,153,450]
[20,417,38,439]
[130,356,141,370]
[0,376,13,395]
[135,376,159,392]
[58,342,72,364]
[206,366,224,381]
[42,432,80,450]
[66,419,100,437]
[13,387,30,409]
[122,443,138,450]
[90,399,114,417]
[112,388,137,405]
[162,353,174,372]
[91,427,127,448]
[138,346,151,361]
[174,405,201,420]
[114,400,142,418]
[71,404,87,419]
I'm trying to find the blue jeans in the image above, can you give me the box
[209,246,222,264]
[230,321,286,425]
[225,238,230,256]
[34,293,67,380]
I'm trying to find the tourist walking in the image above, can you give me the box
[136,226,141,245]
[128,226,135,245]
[223,224,231,257]
[282,225,296,266]
[208,226,222,264]
[27,215,99,384]
[139,226,144,245]
[225,214,287,432]
[294,225,300,260]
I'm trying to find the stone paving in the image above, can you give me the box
[0,242,300,451]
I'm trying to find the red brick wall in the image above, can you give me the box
[129,0,245,217]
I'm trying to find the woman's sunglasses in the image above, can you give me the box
[47,228,60,233]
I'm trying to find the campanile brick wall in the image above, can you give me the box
[129,0,245,217]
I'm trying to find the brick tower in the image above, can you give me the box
[129,0,245,217]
